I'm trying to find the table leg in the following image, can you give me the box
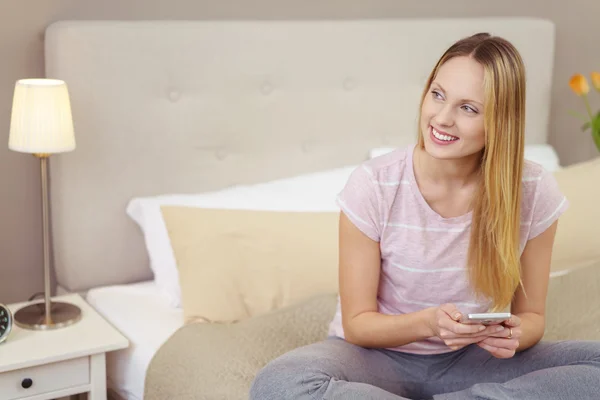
[89,353,107,400]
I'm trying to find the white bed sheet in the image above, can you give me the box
[86,280,184,400]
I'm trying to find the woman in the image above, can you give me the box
[249,33,600,399]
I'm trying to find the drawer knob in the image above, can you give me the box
[21,378,33,389]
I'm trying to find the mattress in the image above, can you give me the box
[86,281,184,400]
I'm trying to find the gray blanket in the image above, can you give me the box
[144,293,338,400]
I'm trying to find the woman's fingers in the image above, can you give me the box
[445,325,522,353]
[481,337,520,350]
[476,324,510,337]
[440,324,504,340]
[438,303,463,322]
[447,320,487,335]
[478,338,519,358]
[445,335,488,347]
[486,325,520,338]
[503,314,522,327]
[478,341,515,358]
[436,310,486,335]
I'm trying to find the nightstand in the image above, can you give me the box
[0,293,129,400]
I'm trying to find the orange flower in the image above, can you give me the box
[591,72,600,91]
[569,74,590,96]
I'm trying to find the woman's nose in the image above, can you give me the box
[434,105,454,126]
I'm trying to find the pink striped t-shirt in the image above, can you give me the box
[328,144,569,354]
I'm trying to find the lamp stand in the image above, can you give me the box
[13,154,82,330]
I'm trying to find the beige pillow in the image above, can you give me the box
[161,206,340,323]
[551,157,600,272]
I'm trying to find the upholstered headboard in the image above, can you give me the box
[44,18,555,294]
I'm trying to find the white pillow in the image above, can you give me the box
[523,144,561,171]
[369,144,561,172]
[369,147,397,159]
[127,166,356,308]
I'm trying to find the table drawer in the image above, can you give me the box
[0,356,89,399]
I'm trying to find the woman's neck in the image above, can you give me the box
[414,146,482,188]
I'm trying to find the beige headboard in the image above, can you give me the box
[44,18,555,293]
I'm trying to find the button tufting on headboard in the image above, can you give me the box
[382,133,394,145]
[301,141,313,153]
[343,77,355,91]
[260,82,274,95]
[215,148,228,160]
[168,90,180,102]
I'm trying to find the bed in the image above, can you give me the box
[85,282,183,400]
[41,17,600,400]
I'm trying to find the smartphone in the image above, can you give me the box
[462,312,511,325]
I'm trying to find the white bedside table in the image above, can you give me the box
[0,293,129,400]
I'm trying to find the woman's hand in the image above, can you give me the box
[477,314,522,358]
[428,304,508,351]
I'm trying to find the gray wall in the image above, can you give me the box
[1,0,599,304]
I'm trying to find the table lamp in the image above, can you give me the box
[8,78,82,330]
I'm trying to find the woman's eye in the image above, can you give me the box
[431,90,443,99]
[462,105,478,113]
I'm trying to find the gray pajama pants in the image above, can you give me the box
[249,336,600,400]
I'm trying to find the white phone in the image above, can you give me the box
[463,312,511,325]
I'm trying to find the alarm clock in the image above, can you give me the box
[0,303,13,344]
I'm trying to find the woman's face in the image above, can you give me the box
[420,56,486,160]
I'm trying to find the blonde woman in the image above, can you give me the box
[250,33,600,399]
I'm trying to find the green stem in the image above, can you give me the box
[582,94,594,120]
[568,109,589,121]
[592,128,600,153]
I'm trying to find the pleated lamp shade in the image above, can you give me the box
[8,79,76,154]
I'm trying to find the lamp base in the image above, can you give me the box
[14,301,82,330]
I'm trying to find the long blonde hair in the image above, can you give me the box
[417,33,526,311]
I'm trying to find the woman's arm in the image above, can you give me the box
[513,220,559,351]
[478,220,559,357]
[338,212,491,349]
[338,212,432,348]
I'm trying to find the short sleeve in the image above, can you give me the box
[528,170,569,240]
[336,164,381,241]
